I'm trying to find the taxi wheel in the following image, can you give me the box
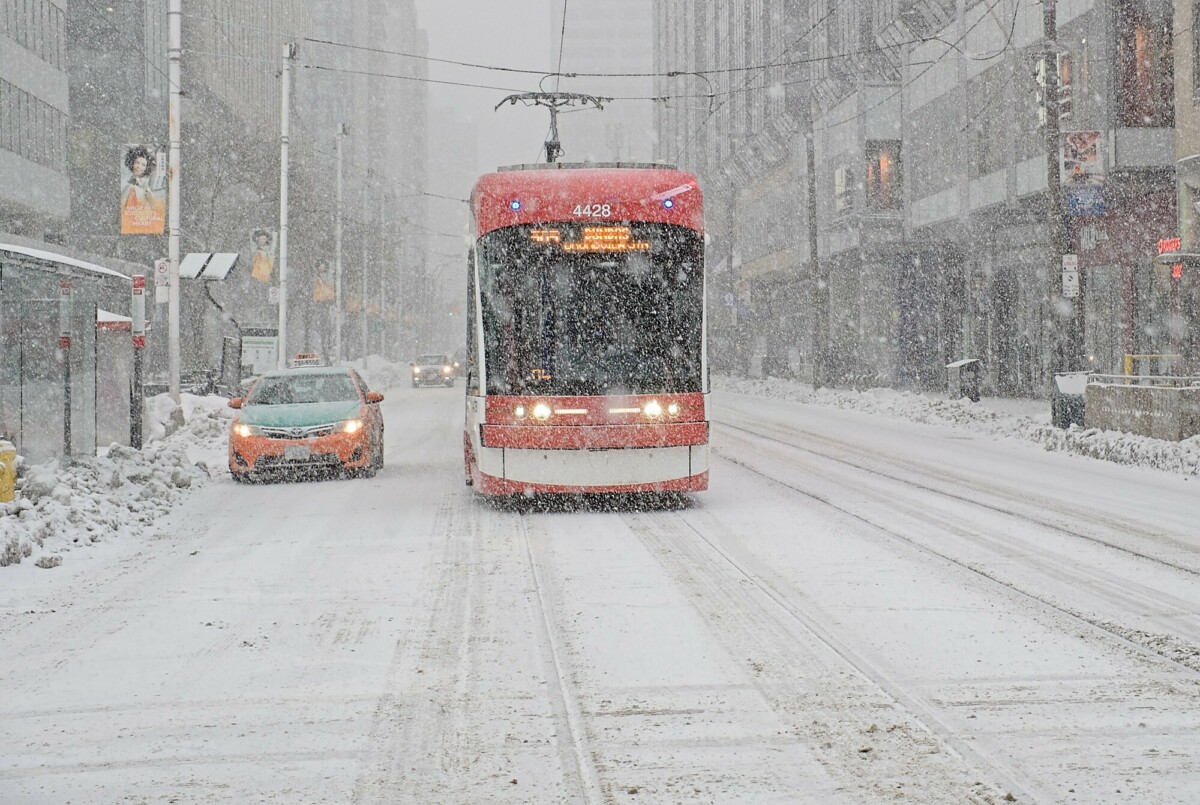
[372,437,384,469]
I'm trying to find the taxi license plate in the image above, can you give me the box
[284,445,311,461]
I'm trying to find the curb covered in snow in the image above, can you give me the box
[716,375,1200,477]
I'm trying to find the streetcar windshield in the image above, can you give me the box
[477,223,704,396]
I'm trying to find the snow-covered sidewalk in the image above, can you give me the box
[0,356,413,571]
[716,374,1200,477]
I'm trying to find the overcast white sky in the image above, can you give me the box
[414,0,559,177]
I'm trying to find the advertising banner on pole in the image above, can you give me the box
[120,145,167,235]
[250,229,277,283]
[1062,131,1105,217]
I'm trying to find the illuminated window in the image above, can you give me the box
[865,141,902,211]
[1118,0,1173,127]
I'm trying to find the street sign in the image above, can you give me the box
[1062,254,1080,298]
[154,258,168,304]
[240,330,278,376]
[131,275,146,349]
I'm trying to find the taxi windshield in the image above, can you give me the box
[248,374,359,405]
[417,355,448,365]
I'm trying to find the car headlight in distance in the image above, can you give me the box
[532,402,552,421]
[643,399,663,419]
[342,419,364,434]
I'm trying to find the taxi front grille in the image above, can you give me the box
[258,424,337,440]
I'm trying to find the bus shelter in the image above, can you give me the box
[1,243,131,462]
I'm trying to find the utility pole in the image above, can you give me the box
[807,102,827,390]
[334,123,346,365]
[167,0,182,402]
[361,176,370,358]
[277,42,297,369]
[1042,0,1078,376]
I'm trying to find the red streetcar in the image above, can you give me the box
[463,162,709,496]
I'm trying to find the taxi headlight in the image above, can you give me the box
[442,366,452,375]
[342,419,364,434]
[643,399,663,418]
[532,402,552,421]
[234,423,260,438]
[412,367,421,374]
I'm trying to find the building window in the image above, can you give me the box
[865,140,902,210]
[1118,0,1174,127]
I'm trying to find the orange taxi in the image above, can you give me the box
[228,365,384,482]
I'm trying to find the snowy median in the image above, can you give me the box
[0,394,231,569]
[716,375,1200,477]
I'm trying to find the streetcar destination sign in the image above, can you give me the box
[528,226,650,252]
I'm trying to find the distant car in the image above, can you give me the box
[411,353,455,387]
[227,366,385,482]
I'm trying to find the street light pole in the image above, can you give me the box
[167,0,181,402]
[277,42,297,369]
[334,123,346,365]
[807,101,827,390]
[1042,0,1078,377]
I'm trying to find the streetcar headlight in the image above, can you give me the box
[513,405,527,419]
[532,402,552,421]
[643,400,663,418]
[667,402,680,417]
[342,419,364,434]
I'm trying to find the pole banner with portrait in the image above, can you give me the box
[120,144,167,235]
[250,228,277,283]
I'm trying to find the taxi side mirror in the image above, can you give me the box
[228,398,243,409]
[366,391,384,404]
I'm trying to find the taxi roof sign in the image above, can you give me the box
[290,353,322,368]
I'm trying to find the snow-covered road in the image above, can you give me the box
[2,384,1199,803]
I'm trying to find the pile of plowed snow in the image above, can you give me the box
[0,394,229,569]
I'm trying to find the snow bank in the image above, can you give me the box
[717,375,1200,477]
[0,393,232,569]
[349,354,411,391]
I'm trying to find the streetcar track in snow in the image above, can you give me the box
[516,514,606,805]
[620,508,1026,804]
[718,417,1200,578]
[712,422,1200,677]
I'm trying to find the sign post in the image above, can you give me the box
[131,275,146,449]
[59,280,72,458]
